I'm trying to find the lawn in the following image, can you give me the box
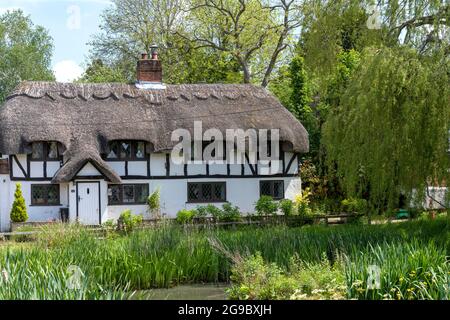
[0,217,448,300]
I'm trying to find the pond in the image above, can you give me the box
[132,284,229,300]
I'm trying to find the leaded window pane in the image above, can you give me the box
[107,142,119,159]
[32,142,44,160]
[108,185,121,204]
[31,185,60,205]
[273,182,284,199]
[32,186,45,204]
[107,184,149,205]
[135,142,145,159]
[47,185,59,204]
[123,185,135,203]
[188,183,200,201]
[201,184,212,199]
[187,182,226,202]
[135,184,149,203]
[47,142,59,159]
[260,181,284,200]
[213,183,225,200]
[260,182,272,197]
[120,142,131,159]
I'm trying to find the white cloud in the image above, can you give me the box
[53,60,83,83]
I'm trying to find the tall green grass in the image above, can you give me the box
[0,218,448,299]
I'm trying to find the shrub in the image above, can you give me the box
[294,188,313,217]
[10,183,28,223]
[117,210,143,233]
[279,199,294,216]
[227,253,346,300]
[176,209,196,224]
[147,188,161,219]
[341,198,367,213]
[221,203,241,222]
[255,196,278,216]
[196,204,224,221]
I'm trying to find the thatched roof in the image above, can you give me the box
[0,81,309,183]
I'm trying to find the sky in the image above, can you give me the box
[0,0,113,82]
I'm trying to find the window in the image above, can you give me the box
[106,141,147,160]
[31,142,60,161]
[260,180,284,200]
[187,182,226,203]
[31,184,60,206]
[108,184,149,205]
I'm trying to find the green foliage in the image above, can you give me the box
[323,46,450,211]
[346,241,449,300]
[279,199,294,216]
[117,210,143,233]
[227,253,299,300]
[194,204,242,222]
[255,196,279,216]
[0,10,54,103]
[0,217,447,298]
[220,203,241,222]
[147,188,161,219]
[341,198,368,213]
[227,253,346,300]
[10,183,28,223]
[176,209,196,224]
[77,59,128,83]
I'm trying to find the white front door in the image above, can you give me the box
[77,182,100,225]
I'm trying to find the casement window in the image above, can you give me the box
[31,142,60,161]
[106,141,146,161]
[260,180,284,200]
[187,182,226,203]
[31,184,60,206]
[108,184,149,205]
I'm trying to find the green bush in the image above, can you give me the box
[221,203,241,222]
[176,209,196,224]
[279,199,294,216]
[227,253,346,300]
[147,188,161,218]
[195,204,224,221]
[10,183,28,223]
[341,198,367,213]
[255,196,278,216]
[117,210,143,233]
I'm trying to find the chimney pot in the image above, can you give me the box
[137,46,162,84]
[150,44,159,60]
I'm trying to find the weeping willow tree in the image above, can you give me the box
[323,46,450,214]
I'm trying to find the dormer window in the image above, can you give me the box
[106,141,146,161]
[31,142,60,161]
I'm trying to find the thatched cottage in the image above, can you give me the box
[0,50,308,230]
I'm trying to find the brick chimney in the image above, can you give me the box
[136,45,163,84]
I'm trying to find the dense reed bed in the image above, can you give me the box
[0,218,448,299]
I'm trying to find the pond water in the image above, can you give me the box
[131,284,229,300]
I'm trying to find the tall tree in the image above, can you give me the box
[0,10,54,103]
[323,47,450,211]
[181,0,303,86]
[89,0,240,84]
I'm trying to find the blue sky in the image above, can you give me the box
[0,0,113,82]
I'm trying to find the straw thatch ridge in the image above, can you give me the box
[0,81,309,182]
